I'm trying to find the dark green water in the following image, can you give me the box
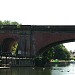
[0,63,75,75]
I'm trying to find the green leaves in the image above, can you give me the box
[42,44,70,60]
[0,20,22,25]
[11,42,18,56]
[0,21,3,25]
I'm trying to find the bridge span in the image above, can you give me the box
[0,25,75,57]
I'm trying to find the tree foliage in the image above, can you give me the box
[11,42,18,56]
[0,20,21,25]
[42,44,70,60]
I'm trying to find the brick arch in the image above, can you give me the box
[2,38,15,52]
[0,34,19,45]
[0,34,19,53]
[36,38,75,55]
[33,31,75,55]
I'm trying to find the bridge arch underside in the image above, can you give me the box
[0,34,19,55]
[2,38,17,53]
[36,39,75,55]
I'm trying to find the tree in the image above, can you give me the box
[0,21,3,25]
[0,20,22,25]
[42,44,70,60]
[11,42,18,56]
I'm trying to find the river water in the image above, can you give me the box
[0,62,75,75]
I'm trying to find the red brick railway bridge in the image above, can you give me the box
[0,25,75,57]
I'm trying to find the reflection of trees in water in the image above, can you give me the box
[11,67,52,75]
[50,62,70,67]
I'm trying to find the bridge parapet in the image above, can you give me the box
[0,25,75,32]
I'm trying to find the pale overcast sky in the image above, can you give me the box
[0,0,75,25]
[63,42,75,51]
[0,0,75,51]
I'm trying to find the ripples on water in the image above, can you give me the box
[0,63,75,75]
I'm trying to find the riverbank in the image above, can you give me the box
[50,59,75,63]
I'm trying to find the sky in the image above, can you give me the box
[63,42,75,52]
[0,0,75,25]
[0,0,75,51]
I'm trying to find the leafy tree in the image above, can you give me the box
[63,47,70,60]
[3,20,11,25]
[11,42,18,56]
[53,44,70,60]
[0,20,21,25]
[0,21,3,25]
[42,44,70,60]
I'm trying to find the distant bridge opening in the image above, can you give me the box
[1,38,18,54]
